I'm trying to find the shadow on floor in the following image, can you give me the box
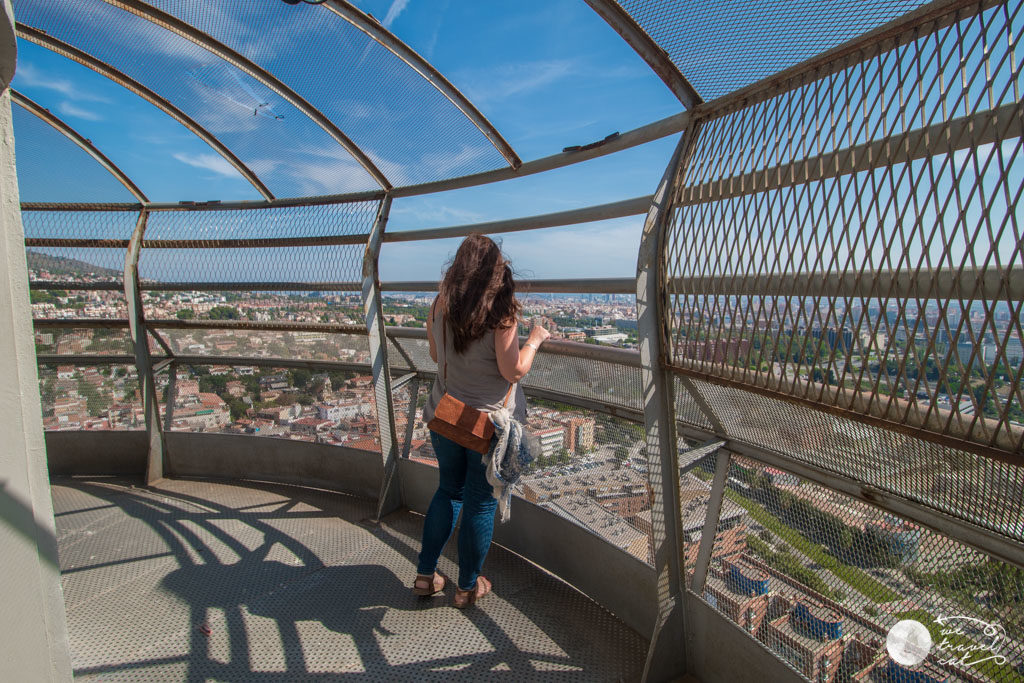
[56,476,646,681]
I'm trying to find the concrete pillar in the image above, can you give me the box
[0,1,74,677]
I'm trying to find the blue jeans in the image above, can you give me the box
[417,431,497,590]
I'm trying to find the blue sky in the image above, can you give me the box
[11,0,683,281]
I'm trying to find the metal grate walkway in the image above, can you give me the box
[51,476,647,681]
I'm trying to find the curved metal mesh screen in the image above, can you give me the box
[615,0,928,100]
[14,0,380,197]
[664,2,1024,465]
[690,453,1024,683]
[12,103,138,202]
[147,0,510,185]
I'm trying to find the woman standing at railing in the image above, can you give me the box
[413,234,550,608]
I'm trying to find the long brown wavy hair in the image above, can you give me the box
[438,234,521,354]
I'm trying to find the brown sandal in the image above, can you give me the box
[412,572,446,596]
[453,576,491,609]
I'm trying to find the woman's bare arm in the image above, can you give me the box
[495,322,550,383]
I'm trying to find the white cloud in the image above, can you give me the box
[57,101,103,121]
[16,63,110,103]
[457,60,577,104]
[173,152,239,177]
[383,0,410,27]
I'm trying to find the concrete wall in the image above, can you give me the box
[46,430,148,476]
[165,432,383,502]
[0,9,74,677]
[684,592,802,682]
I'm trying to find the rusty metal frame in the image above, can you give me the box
[11,90,147,202]
[98,0,390,189]
[322,0,520,170]
[15,24,274,200]
[582,0,701,109]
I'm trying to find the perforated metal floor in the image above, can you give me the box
[51,476,647,681]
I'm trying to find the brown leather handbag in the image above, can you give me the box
[427,306,512,454]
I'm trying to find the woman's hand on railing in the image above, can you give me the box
[527,324,551,348]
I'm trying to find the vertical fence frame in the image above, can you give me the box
[362,195,403,520]
[637,115,696,682]
[124,208,166,484]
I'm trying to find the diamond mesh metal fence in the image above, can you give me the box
[691,454,1024,682]
[615,0,929,100]
[664,1,1024,463]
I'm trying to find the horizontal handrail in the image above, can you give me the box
[19,111,688,212]
[383,196,651,243]
[32,318,130,328]
[145,319,367,335]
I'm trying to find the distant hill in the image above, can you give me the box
[26,250,121,277]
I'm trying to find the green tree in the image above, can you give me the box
[208,305,240,320]
[291,368,312,390]
[175,309,195,320]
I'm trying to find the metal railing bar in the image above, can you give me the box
[15,24,274,201]
[25,238,130,249]
[694,0,1000,122]
[383,196,652,243]
[11,90,147,202]
[681,101,1022,205]
[666,362,1023,466]
[32,318,130,328]
[35,354,150,365]
[673,423,1024,571]
[139,281,362,292]
[522,385,645,423]
[668,265,1023,303]
[388,111,689,198]
[19,111,689,211]
[26,235,370,249]
[98,0,391,189]
[170,354,370,373]
[29,281,123,291]
[581,0,701,109]
[322,0,520,170]
[383,326,643,367]
[382,278,637,294]
[134,278,637,294]
[145,319,367,335]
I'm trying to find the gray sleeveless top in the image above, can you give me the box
[422,302,526,425]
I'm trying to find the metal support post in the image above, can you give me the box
[689,449,730,593]
[362,195,403,520]
[400,378,420,460]
[163,362,176,433]
[636,115,696,683]
[124,209,166,484]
